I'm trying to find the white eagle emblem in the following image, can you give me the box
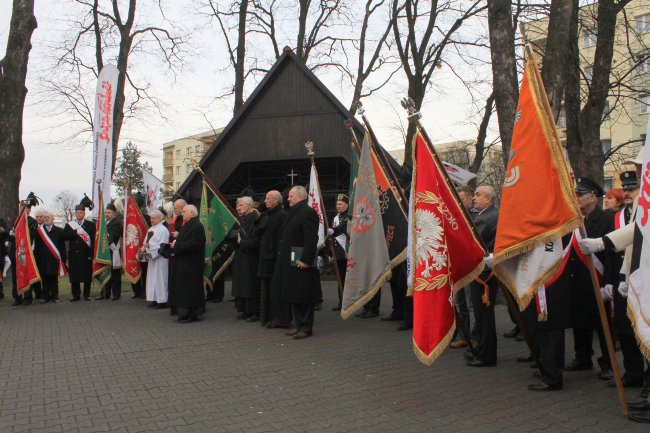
[125,224,141,248]
[415,209,447,278]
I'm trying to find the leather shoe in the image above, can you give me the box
[83,297,91,301]
[293,331,310,339]
[266,322,290,329]
[628,399,650,411]
[565,359,593,371]
[528,382,563,391]
[285,329,298,336]
[608,378,644,388]
[515,334,525,342]
[449,339,467,349]
[331,305,341,311]
[41,299,50,304]
[178,316,198,323]
[245,315,260,323]
[70,298,80,302]
[360,310,379,319]
[94,295,106,300]
[463,350,475,360]
[517,355,534,363]
[598,368,613,381]
[111,297,120,301]
[629,408,650,423]
[503,327,520,338]
[397,322,412,331]
[236,313,248,320]
[130,294,140,299]
[466,359,495,367]
[155,303,168,309]
[381,314,403,321]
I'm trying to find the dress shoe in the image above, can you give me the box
[463,350,475,360]
[515,334,525,342]
[94,296,106,300]
[628,399,650,411]
[449,339,467,349]
[12,300,22,306]
[83,297,91,301]
[178,316,198,323]
[466,359,495,367]
[285,329,298,336]
[528,382,563,391]
[331,305,342,311]
[629,408,650,423]
[41,299,50,304]
[293,331,310,339]
[22,300,32,306]
[598,368,613,381]
[608,378,643,388]
[245,315,260,323]
[565,359,593,371]
[266,322,290,329]
[111,297,120,301]
[212,297,223,303]
[397,323,412,331]
[130,294,140,299]
[381,314,403,321]
[52,298,59,303]
[355,310,366,318]
[517,355,534,363]
[70,298,80,302]
[236,313,248,320]
[156,303,168,309]
[503,326,520,338]
[360,310,379,319]
[148,302,158,308]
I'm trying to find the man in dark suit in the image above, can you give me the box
[97,203,123,300]
[257,190,288,327]
[272,185,321,339]
[64,204,95,301]
[466,185,499,367]
[34,212,67,303]
[169,204,206,323]
[566,177,615,380]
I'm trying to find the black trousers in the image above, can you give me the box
[104,268,121,299]
[573,325,610,369]
[334,258,347,305]
[535,329,565,386]
[388,265,407,319]
[260,278,271,324]
[366,289,381,313]
[41,275,58,300]
[292,302,314,334]
[470,277,498,364]
[71,282,91,300]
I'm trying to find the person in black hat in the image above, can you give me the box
[64,203,96,301]
[565,177,615,380]
[326,193,349,311]
[96,203,123,300]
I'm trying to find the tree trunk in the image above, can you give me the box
[296,0,310,60]
[233,0,248,114]
[0,0,37,220]
[487,0,518,164]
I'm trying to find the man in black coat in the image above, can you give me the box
[232,196,261,321]
[169,204,206,323]
[566,177,615,380]
[96,203,123,300]
[34,212,67,303]
[327,194,349,312]
[257,190,288,327]
[64,204,95,301]
[466,185,499,367]
[272,185,321,339]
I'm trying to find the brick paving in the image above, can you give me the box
[0,281,647,433]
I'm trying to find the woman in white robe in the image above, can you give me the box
[142,210,169,307]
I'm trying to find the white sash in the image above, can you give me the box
[37,226,68,277]
[68,220,91,248]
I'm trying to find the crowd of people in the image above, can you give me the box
[0,153,648,422]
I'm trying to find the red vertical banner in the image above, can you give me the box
[122,195,149,283]
[14,213,41,294]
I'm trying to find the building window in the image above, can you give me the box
[186,164,192,173]
[638,55,650,74]
[195,145,201,153]
[176,165,181,174]
[641,95,650,114]
[176,182,180,189]
[186,148,191,155]
[603,177,614,192]
[583,29,597,48]
[601,139,611,154]
[637,14,650,34]
[602,101,611,121]
[584,66,593,83]
[176,150,181,158]
[557,109,566,128]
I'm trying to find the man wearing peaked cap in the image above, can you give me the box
[64,202,95,301]
[326,193,349,311]
[575,177,605,198]
[621,171,639,191]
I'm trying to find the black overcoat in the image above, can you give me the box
[232,211,261,299]
[168,217,206,310]
[271,199,321,304]
[256,206,287,278]
[569,206,615,329]
[34,225,67,277]
[64,219,95,283]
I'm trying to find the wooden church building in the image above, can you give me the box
[177,47,365,211]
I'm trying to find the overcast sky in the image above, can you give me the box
[1,0,494,212]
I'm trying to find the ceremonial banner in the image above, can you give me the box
[142,169,163,214]
[122,195,149,283]
[308,161,326,249]
[200,180,239,286]
[441,160,477,186]
[14,212,41,294]
[493,55,582,311]
[341,132,391,319]
[92,64,119,219]
[93,191,112,288]
[408,130,485,365]
[629,136,650,357]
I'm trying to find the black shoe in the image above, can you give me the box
[608,378,644,388]
[111,296,120,301]
[466,359,496,367]
[83,297,91,301]
[236,312,249,320]
[130,294,140,299]
[156,303,168,309]
[22,300,32,306]
[503,326,520,338]
[94,296,106,300]
[148,302,157,308]
[515,334,525,342]
[178,316,198,323]
[381,314,403,321]
[355,309,367,318]
[12,300,22,306]
[463,350,475,360]
[245,315,260,323]
[360,310,379,319]
[565,359,593,371]
[598,368,613,381]
[629,408,650,423]
[628,400,650,411]
[70,298,80,302]
[528,382,563,391]
[212,298,223,303]
[41,299,50,304]
[517,355,534,363]
[331,305,342,311]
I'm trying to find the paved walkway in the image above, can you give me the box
[0,281,647,433]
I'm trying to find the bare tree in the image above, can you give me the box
[41,0,185,171]
[391,0,487,165]
[0,0,37,220]
[54,190,78,222]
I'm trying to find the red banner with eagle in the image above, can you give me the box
[14,212,41,294]
[122,194,149,283]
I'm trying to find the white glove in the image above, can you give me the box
[109,243,118,252]
[9,229,15,237]
[618,282,629,298]
[577,237,604,255]
[485,253,494,269]
[600,284,613,302]
[327,228,334,236]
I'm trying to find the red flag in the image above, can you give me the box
[122,194,149,283]
[408,130,485,366]
[14,213,41,294]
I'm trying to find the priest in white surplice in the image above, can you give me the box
[142,210,169,308]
